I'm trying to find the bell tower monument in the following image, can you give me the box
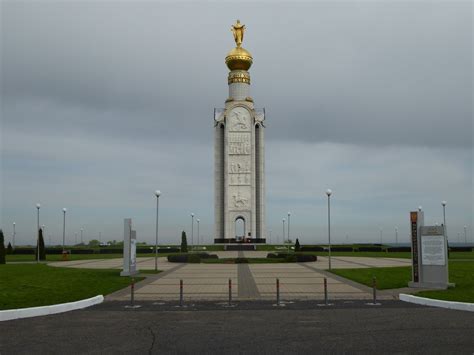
[214,20,266,244]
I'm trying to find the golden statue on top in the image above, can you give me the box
[231,20,245,47]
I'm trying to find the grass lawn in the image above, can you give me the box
[0,264,143,310]
[330,261,474,302]
[5,253,177,263]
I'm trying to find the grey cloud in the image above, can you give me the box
[2,1,471,147]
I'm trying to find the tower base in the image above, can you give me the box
[214,238,266,244]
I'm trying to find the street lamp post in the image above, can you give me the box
[326,189,332,271]
[12,222,16,249]
[42,225,46,246]
[62,208,67,252]
[282,218,286,245]
[80,228,84,244]
[287,212,291,243]
[36,203,40,263]
[442,200,448,248]
[154,190,161,272]
[197,219,200,246]
[191,213,195,252]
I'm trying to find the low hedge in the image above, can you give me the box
[300,246,324,252]
[295,254,317,262]
[234,257,249,263]
[167,253,218,263]
[387,247,411,252]
[329,247,353,252]
[357,247,383,252]
[267,253,317,262]
[450,247,473,252]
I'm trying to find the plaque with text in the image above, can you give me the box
[421,235,445,266]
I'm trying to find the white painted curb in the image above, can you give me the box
[0,295,104,322]
[399,294,474,312]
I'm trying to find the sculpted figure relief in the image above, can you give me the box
[231,20,245,47]
[232,190,249,208]
[230,110,249,131]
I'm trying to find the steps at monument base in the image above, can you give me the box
[223,244,256,251]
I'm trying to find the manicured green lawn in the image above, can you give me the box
[331,266,412,290]
[330,261,474,302]
[0,264,142,310]
[5,253,176,262]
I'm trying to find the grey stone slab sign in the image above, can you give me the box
[121,218,138,276]
[408,213,451,289]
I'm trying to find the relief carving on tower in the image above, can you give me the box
[228,107,251,132]
[229,186,250,209]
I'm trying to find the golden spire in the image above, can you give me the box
[226,20,253,71]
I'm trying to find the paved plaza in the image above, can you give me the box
[49,252,411,301]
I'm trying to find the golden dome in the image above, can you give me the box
[225,46,253,71]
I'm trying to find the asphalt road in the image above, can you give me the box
[1,301,473,354]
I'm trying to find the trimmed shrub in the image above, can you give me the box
[36,228,46,261]
[358,247,383,252]
[7,242,13,255]
[167,253,204,263]
[267,253,278,258]
[329,246,353,252]
[234,257,248,263]
[12,248,35,254]
[0,230,5,264]
[181,231,188,253]
[99,248,123,254]
[387,247,411,252]
[450,247,472,252]
[295,254,317,262]
[70,249,96,254]
[167,254,188,263]
[196,253,218,259]
[187,254,201,263]
[285,254,297,262]
[300,246,324,252]
[294,238,301,252]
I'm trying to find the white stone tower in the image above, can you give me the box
[214,20,266,243]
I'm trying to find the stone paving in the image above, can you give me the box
[49,252,412,301]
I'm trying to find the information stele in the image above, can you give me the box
[121,218,138,277]
[408,212,451,289]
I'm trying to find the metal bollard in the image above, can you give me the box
[179,279,183,306]
[324,277,328,305]
[228,278,232,305]
[372,276,377,304]
[276,278,280,305]
[130,277,135,307]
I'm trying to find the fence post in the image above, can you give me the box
[372,276,377,304]
[179,279,183,307]
[228,278,232,305]
[324,277,328,305]
[276,278,280,305]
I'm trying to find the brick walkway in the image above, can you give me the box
[49,252,412,302]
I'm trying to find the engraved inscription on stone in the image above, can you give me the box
[228,132,251,155]
[421,235,446,266]
[228,107,251,132]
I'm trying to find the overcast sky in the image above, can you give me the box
[1,1,472,246]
